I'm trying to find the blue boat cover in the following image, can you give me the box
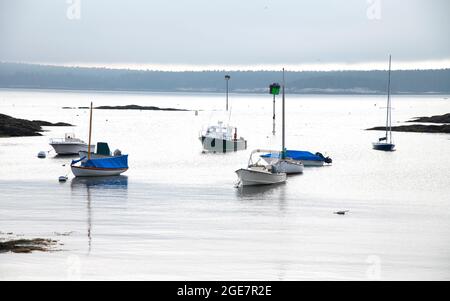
[79,155,128,169]
[261,150,324,162]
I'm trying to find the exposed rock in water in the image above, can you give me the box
[407,113,450,124]
[367,124,450,133]
[0,238,59,253]
[368,113,450,133]
[0,113,73,137]
[33,120,73,127]
[95,105,189,111]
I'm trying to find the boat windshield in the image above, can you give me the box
[204,122,233,139]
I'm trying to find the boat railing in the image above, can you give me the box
[49,137,85,144]
[248,149,280,167]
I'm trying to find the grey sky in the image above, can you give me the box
[1,0,449,70]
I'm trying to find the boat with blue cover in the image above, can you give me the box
[71,154,128,177]
[261,150,332,167]
[71,102,129,177]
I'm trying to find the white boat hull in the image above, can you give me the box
[71,165,128,177]
[264,157,323,167]
[236,168,286,186]
[272,160,304,174]
[372,142,395,151]
[200,136,247,153]
[50,143,95,155]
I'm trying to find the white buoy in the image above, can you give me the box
[58,176,68,182]
[37,151,46,158]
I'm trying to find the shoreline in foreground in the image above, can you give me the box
[0,113,73,137]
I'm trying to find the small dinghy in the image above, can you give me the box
[236,149,287,186]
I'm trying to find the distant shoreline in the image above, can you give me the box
[2,62,450,95]
[1,86,449,96]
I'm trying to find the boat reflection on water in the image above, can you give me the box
[236,182,288,213]
[70,176,128,254]
[70,175,129,189]
[236,181,286,198]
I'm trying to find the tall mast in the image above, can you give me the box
[282,68,286,159]
[385,55,392,143]
[88,102,93,160]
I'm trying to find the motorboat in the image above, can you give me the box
[200,75,247,153]
[199,121,247,153]
[235,149,287,186]
[50,133,95,155]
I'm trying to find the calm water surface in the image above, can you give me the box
[0,89,449,280]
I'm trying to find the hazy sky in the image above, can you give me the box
[1,0,449,70]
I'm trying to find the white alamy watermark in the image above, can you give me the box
[366,0,382,20]
[366,255,382,280]
[66,255,82,280]
[66,0,81,20]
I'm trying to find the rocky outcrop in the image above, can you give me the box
[0,238,58,253]
[0,113,73,137]
[367,113,450,134]
[367,124,450,133]
[407,113,450,124]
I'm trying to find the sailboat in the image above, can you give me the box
[235,69,302,186]
[199,75,247,153]
[71,102,129,177]
[373,55,395,151]
[271,68,304,174]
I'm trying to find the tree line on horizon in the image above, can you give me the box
[0,62,449,94]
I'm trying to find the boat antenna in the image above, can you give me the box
[228,101,232,124]
[282,68,286,159]
[225,75,230,111]
[88,102,93,160]
[387,55,392,144]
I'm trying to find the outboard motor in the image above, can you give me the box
[113,149,122,156]
[316,152,332,164]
